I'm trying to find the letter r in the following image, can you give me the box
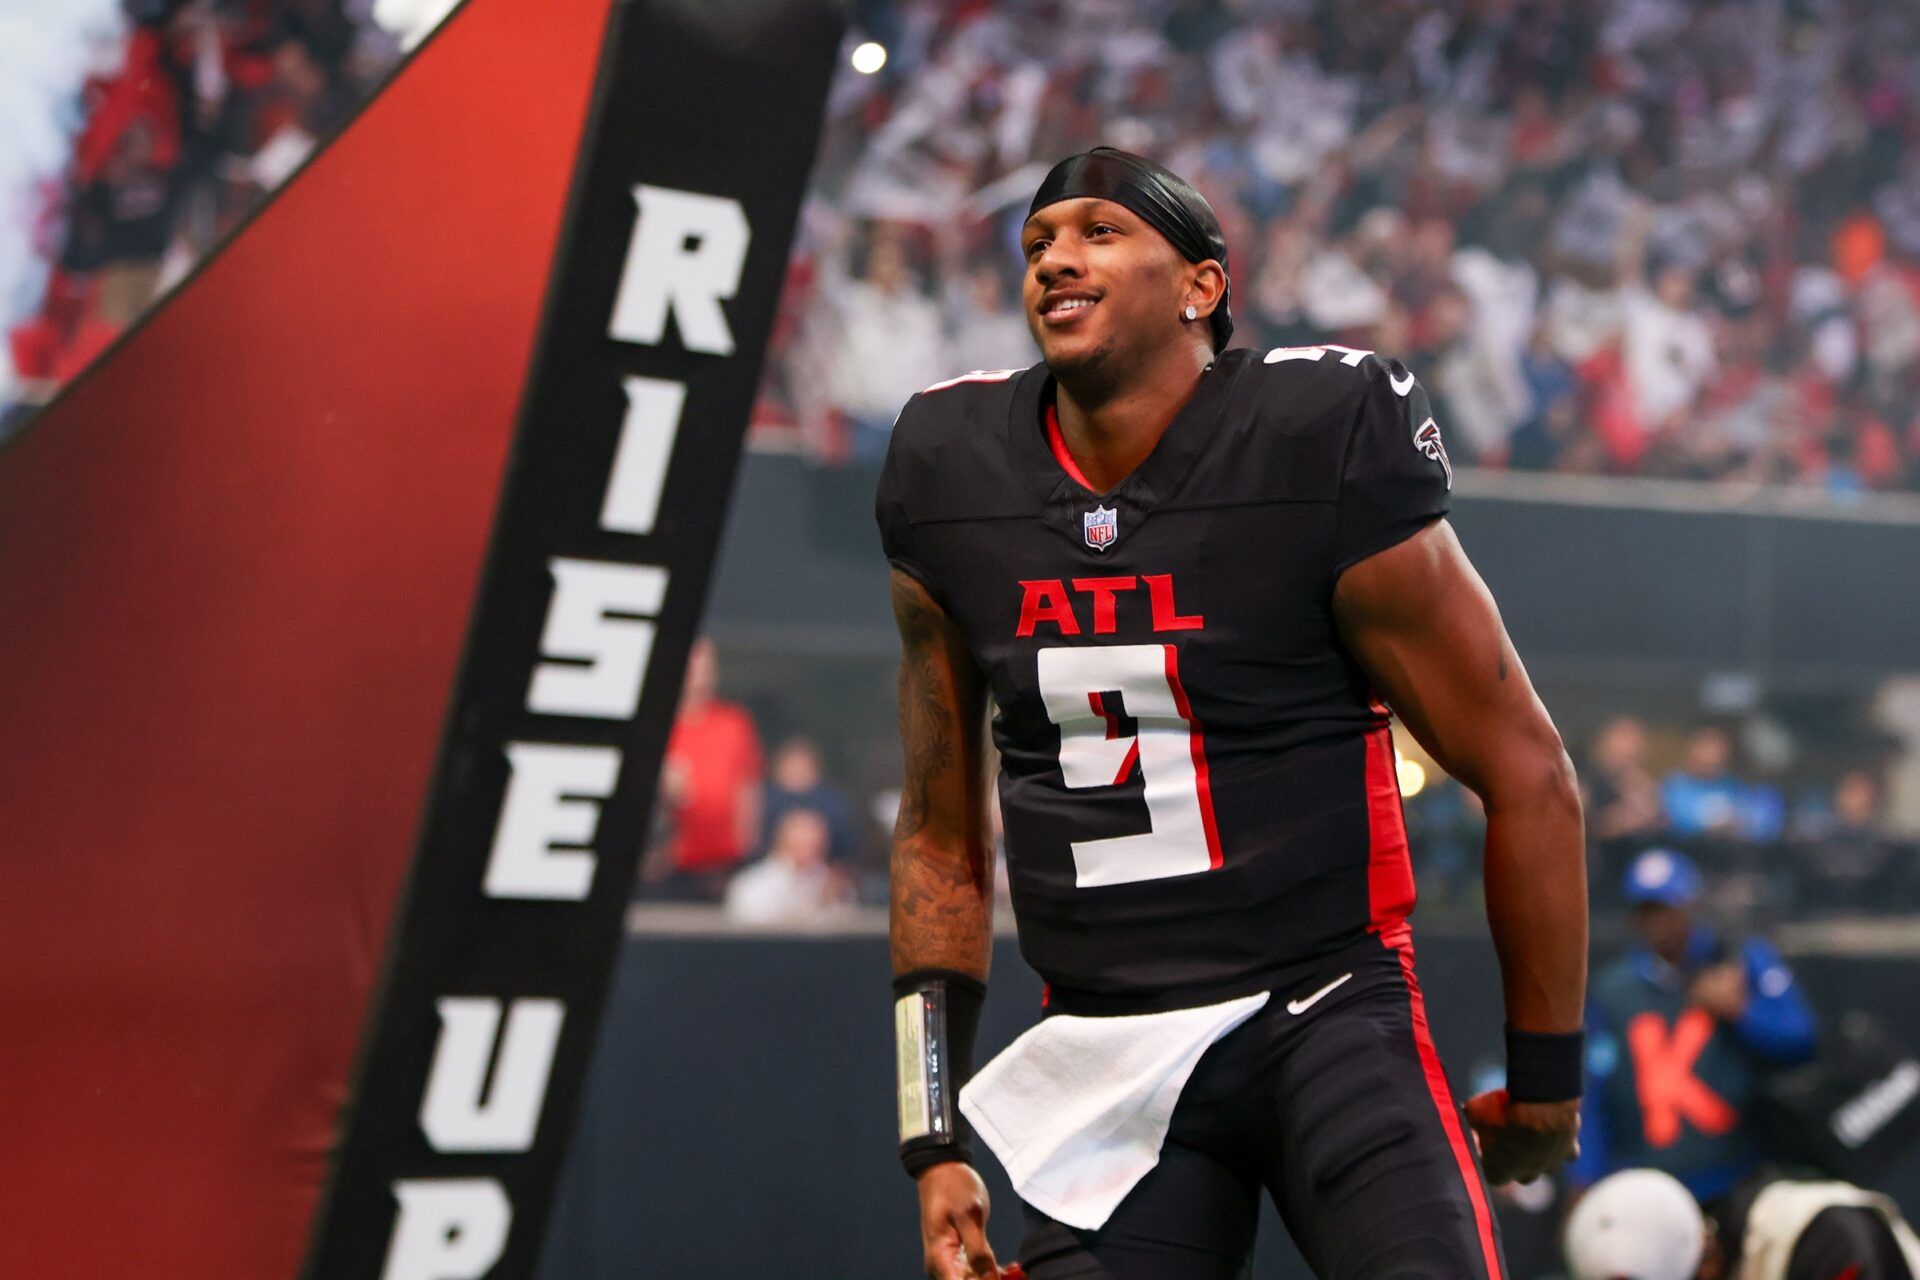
[608,185,751,354]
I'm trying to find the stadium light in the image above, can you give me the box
[1395,753,1427,798]
[851,40,887,74]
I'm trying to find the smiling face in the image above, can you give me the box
[1021,197,1218,387]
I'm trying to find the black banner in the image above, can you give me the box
[301,0,846,1274]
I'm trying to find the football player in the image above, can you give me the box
[881,148,1587,1280]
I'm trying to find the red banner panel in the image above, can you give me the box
[0,1,612,1275]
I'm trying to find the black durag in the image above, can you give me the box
[1027,147,1233,351]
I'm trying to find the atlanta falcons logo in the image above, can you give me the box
[1413,417,1453,491]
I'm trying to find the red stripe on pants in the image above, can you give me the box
[1364,725,1501,1278]
[1386,929,1505,1280]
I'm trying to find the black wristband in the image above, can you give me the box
[894,969,985,1176]
[1505,1026,1585,1103]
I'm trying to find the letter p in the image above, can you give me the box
[381,1179,511,1280]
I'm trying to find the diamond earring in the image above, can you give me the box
[1183,305,1198,321]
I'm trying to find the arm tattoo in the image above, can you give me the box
[889,573,992,977]
[893,578,955,841]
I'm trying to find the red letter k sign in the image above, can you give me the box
[1627,1009,1739,1148]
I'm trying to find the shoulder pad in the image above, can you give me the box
[1250,342,1407,400]
[882,363,1042,523]
[891,364,1033,454]
[917,367,1024,396]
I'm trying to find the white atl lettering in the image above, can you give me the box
[482,743,621,900]
[381,1179,512,1280]
[528,558,669,719]
[607,185,751,355]
[420,998,566,1152]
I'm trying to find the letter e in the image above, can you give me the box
[483,743,620,900]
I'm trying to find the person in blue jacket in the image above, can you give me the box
[1571,848,1818,1200]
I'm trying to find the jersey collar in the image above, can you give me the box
[1008,349,1245,516]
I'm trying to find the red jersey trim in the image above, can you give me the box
[1362,725,1417,931]
[1366,726,1500,1277]
[1163,644,1223,869]
[1044,404,1099,493]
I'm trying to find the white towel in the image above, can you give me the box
[958,992,1270,1231]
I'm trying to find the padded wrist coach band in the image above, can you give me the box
[894,969,985,1176]
[1505,1026,1586,1103]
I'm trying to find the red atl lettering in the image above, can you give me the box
[1016,574,1205,637]
[1017,580,1081,637]
[1143,574,1204,631]
[1072,577,1137,634]
[1627,1009,1739,1148]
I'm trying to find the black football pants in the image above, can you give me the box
[1016,935,1507,1280]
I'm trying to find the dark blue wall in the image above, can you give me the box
[704,454,1920,694]
[539,925,1920,1280]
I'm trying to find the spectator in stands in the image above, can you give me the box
[723,807,851,925]
[645,638,763,901]
[820,222,944,461]
[1573,848,1817,1200]
[1508,321,1582,470]
[757,0,1920,492]
[946,262,1032,376]
[1830,769,1887,840]
[1662,726,1785,842]
[1586,714,1665,844]
[60,23,180,328]
[6,1,401,411]
[1622,239,1718,452]
[759,735,861,868]
[1796,769,1896,912]
[1403,775,1483,905]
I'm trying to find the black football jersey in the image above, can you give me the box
[877,346,1454,1012]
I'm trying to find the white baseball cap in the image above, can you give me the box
[1565,1169,1705,1280]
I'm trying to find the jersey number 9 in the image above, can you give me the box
[1036,644,1225,888]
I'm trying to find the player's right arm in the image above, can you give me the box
[888,568,1002,1280]
[888,567,993,980]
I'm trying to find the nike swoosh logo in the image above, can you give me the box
[1389,370,1416,397]
[1286,972,1353,1015]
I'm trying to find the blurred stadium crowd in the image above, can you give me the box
[761,0,1920,493]
[9,0,1920,924]
[0,0,408,424]
[646,639,1920,929]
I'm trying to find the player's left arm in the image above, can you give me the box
[1334,517,1588,1182]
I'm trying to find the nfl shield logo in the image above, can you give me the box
[1083,504,1118,551]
